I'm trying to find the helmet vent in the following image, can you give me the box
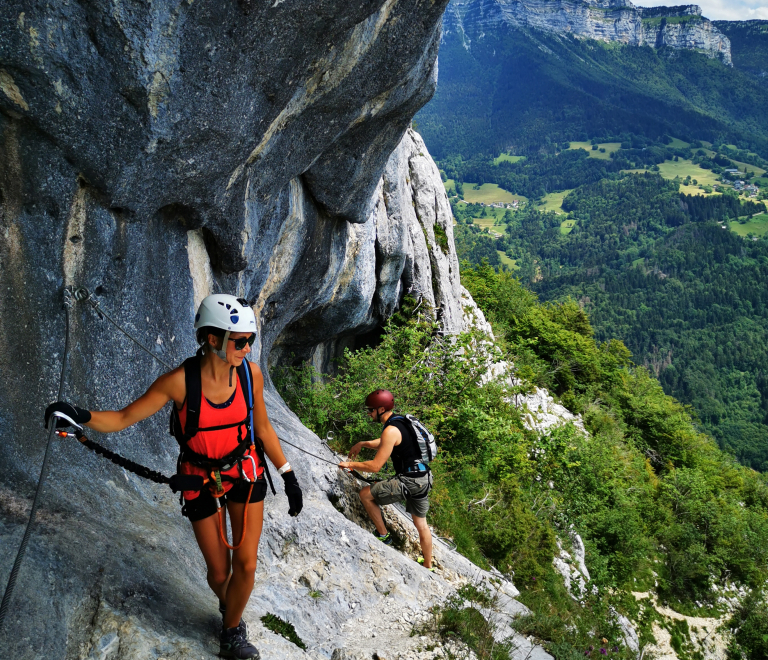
[218,301,225,306]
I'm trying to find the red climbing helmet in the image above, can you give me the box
[365,389,394,411]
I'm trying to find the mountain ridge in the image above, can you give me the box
[446,0,732,64]
[714,19,768,84]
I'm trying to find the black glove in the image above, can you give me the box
[281,471,303,517]
[44,401,91,429]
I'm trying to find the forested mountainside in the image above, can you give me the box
[279,263,768,660]
[504,174,768,471]
[416,5,768,473]
[417,10,768,159]
[714,20,768,85]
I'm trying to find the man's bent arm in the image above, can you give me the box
[340,428,398,472]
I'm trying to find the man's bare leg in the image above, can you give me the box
[412,515,433,568]
[359,485,388,536]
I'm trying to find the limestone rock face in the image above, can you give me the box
[446,0,732,65]
[0,0,447,272]
[0,2,552,658]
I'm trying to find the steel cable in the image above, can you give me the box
[0,294,73,631]
[74,286,389,479]
[74,287,173,371]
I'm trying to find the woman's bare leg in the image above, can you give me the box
[222,500,264,630]
[192,511,232,602]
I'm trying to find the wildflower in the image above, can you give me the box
[602,638,608,644]
[600,650,607,656]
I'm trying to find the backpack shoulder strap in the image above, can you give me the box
[236,359,252,414]
[182,353,203,438]
[238,358,277,495]
[383,414,405,429]
[384,414,418,444]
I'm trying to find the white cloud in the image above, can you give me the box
[637,0,768,21]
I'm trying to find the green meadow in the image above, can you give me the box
[538,190,572,215]
[667,137,690,149]
[463,183,526,205]
[497,250,517,269]
[567,141,622,160]
[625,160,723,196]
[493,153,525,165]
[560,218,577,235]
[701,149,767,177]
[731,212,768,237]
[470,210,506,235]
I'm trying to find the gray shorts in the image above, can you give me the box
[370,473,431,518]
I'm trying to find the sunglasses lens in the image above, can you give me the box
[232,334,256,350]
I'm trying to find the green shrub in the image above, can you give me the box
[260,613,306,650]
[727,593,768,659]
[272,265,768,653]
[421,585,515,660]
[434,224,450,254]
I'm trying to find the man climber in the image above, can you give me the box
[338,390,434,570]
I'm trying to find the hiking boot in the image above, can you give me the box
[220,621,259,659]
[375,531,393,546]
[417,556,436,572]
[219,601,248,636]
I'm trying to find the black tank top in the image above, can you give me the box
[384,416,421,474]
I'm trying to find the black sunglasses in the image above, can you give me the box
[229,334,256,350]
[365,407,376,413]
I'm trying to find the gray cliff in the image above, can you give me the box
[0,1,550,659]
[446,0,732,64]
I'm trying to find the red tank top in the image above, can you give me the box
[177,380,263,501]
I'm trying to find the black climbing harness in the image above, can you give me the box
[169,349,276,496]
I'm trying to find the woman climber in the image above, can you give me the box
[45,294,302,660]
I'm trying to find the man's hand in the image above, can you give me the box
[347,442,363,459]
[338,461,354,471]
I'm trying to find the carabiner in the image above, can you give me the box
[51,411,85,440]
[239,454,257,483]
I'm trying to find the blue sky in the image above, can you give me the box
[638,0,768,20]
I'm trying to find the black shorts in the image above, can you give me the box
[181,477,267,522]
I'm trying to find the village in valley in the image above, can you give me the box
[443,139,768,250]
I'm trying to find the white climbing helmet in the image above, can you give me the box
[194,294,256,361]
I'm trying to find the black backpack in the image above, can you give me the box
[169,351,275,493]
[386,414,438,464]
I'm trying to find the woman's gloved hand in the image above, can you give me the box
[281,471,303,517]
[44,402,91,429]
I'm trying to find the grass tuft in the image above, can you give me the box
[260,613,307,650]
